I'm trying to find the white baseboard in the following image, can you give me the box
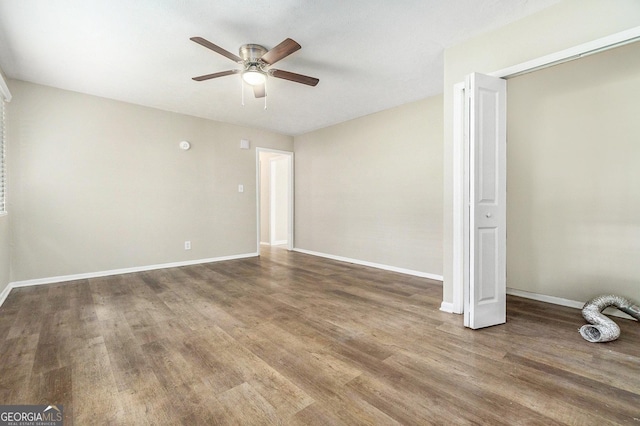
[0,282,12,307]
[292,248,443,282]
[439,301,454,313]
[507,287,637,321]
[271,240,288,246]
[260,242,270,246]
[439,288,638,320]
[3,252,258,302]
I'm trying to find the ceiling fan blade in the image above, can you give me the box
[190,37,242,63]
[271,69,319,86]
[253,84,266,98]
[192,69,239,81]
[260,38,301,65]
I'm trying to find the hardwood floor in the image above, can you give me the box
[0,246,638,425]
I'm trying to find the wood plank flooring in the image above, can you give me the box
[0,246,638,425]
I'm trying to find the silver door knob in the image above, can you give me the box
[486,213,492,218]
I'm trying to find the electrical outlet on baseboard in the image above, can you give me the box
[184,241,191,250]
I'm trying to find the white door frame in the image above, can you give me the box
[450,26,640,314]
[256,148,294,252]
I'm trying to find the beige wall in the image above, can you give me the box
[507,41,640,302]
[294,96,443,275]
[7,80,293,282]
[443,0,640,303]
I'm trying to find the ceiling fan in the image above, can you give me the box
[190,37,319,98]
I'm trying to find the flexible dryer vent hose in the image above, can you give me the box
[579,294,640,343]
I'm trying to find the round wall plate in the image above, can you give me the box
[179,141,191,150]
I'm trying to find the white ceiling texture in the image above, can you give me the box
[0,0,561,135]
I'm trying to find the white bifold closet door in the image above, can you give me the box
[463,72,507,330]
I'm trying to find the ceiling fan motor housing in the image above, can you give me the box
[239,44,268,86]
[239,44,268,63]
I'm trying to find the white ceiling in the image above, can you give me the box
[0,0,561,135]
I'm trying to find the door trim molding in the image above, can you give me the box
[491,26,640,80]
[256,148,294,253]
[451,81,466,314]
[450,26,640,315]
[269,158,278,245]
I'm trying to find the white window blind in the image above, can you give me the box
[0,100,5,213]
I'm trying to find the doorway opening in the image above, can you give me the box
[256,148,294,254]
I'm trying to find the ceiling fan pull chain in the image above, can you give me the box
[241,79,245,106]
[264,80,267,110]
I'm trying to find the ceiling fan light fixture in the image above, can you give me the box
[242,66,266,85]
